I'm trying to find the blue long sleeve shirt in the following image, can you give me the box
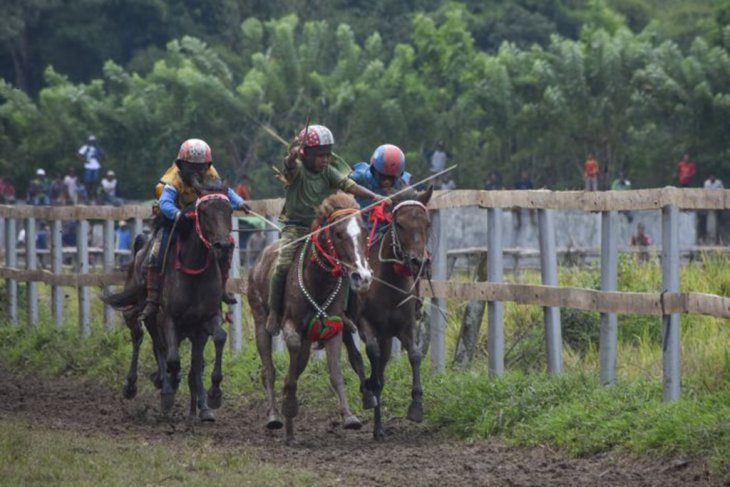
[159,184,245,221]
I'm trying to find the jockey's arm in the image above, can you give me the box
[348,183,384,203]
[159,185,181,220]
[227,188,250,213]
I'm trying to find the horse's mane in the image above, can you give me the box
[315,192,358,224]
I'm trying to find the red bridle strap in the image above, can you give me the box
[310,207,360,277]
[194,193,230,249]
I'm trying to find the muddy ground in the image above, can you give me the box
[0,370,726,486]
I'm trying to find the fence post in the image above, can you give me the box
[51,220,64,328]
[25,217,39,328]
[103,219,115,330]
[599,211,618,386]
[487,207,505,376]
[77,219,91,337]
[5,217,17,325]
[662,205,680,401]
[429,209,447,372]
[538,208,563,374]
[0,216,4,252]
[229,216,243,353]
[267,214,285,353]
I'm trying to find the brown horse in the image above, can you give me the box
[104,181,232,421]
[347,186,433,440]
[248,192,373,442]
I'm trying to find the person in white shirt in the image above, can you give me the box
[703,174,723,189]
[77,135,103,201]
[63,167,79,205]
[100,170,122,206]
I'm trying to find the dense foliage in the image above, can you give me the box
[1,1,730,198]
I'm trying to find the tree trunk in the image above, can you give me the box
[453,252,487,368]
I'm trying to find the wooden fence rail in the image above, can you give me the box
[1,188,729,402]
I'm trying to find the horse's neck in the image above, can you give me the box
[300,240,342,301]
[374,226,412,288]
[179,233,216,274]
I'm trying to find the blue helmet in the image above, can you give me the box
[370,144,405,177]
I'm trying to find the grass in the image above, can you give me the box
[0,254,729,472]
[0,417,335,486]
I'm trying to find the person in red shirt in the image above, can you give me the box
[584,152,599,191]
[235,174,251,200]
[676,153,696,187]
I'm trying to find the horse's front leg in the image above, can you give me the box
[282,318,310,444]
[324,333,361,430]
[342,329,376,410]
[206,315,226,410]
[189,331,214,422]
[159,315,180,414]
[122,312,143,399]
[361,319,386,441]
[399,322,424,423]
[255,309,282,429]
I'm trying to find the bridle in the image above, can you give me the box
[175,192,232,275]
[308,207,360,278]
[378,200,430,271]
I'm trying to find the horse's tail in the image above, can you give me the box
[101,233,149,310]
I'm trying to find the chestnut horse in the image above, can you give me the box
[347,187,433,440]
[248,192,373,442]
[104,182,232,421]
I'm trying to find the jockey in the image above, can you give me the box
[265,124,384,336]
[350,144,412,231]
[139,138,249,324]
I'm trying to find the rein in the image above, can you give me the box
[308,207,360,278]
[176,192,232,275]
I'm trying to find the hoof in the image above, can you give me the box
[160,392,175,413]
[207,389,222,410]
[122,383,137,400]
[343,414,362,430]
[362,388,377,410]
[407,402,424,423]
[199,409,215,422]
[266,413,284,430]
[373,428,386,442]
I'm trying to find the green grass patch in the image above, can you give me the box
[0,417,334,486]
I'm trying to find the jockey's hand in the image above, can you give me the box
[286,137,301,166]
[238,202,252,214]
[371,193,389,204]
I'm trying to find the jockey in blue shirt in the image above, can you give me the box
[350,144,412,232]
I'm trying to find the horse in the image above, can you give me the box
[248,192,373,443]
[103,181,232,421]
[346,186,433,440]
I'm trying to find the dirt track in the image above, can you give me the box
[0,370,725,486]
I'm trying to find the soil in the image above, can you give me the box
[0,369,726,487]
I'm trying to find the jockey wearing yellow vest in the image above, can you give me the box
[139,138,249,324]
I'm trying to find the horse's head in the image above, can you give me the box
[315,192,373,292]
[389,185,433,275]
[193,181,234,261]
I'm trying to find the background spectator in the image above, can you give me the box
[513,170,535,228]
[77,134,104,201]
[676,153,696,187]
[584,152,599,191]
[428,141,450,175]
[115,220,132,269]
[63,168,79,205]
[611,171,631,191]
[27,168,51,205]
[704,174,723,189]
[235,174,251,200]
[437,173,456,191]
[0,177,17,204]
[630,222,652,262]
[50,174,66,205]
[99,170,123,206]
[484,171,502,190]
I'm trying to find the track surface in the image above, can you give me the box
[0,370,725,486]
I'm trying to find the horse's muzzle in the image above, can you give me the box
[349,268,373,293]
[212,240,234,259]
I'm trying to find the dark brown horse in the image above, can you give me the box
[248,192,373,442]
[347,187,433,440]
[104,182,232,421]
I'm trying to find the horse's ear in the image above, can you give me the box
[418,184,433,206]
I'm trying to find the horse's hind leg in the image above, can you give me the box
[159,316,180,414]
[255,313,282,429]
[343,330,376,410]
[399,324,424,423]
[189,333,214,422]
[206,317,226,409]
[325,334,361,430]
[122,314,144,399]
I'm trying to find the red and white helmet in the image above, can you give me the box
[177,138,212,164]
[297,124,334,148]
